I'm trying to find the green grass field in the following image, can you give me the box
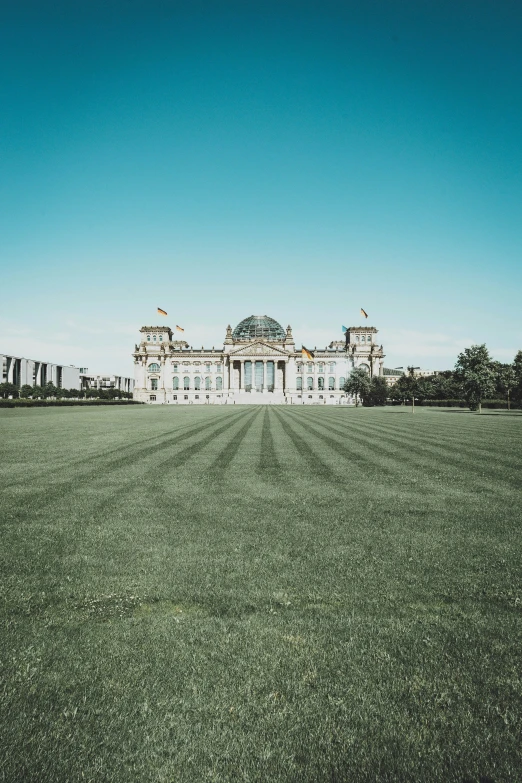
[1,405,521,783]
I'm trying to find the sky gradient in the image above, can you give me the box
[1,0,521,375]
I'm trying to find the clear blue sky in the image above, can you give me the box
[1,0,521,375]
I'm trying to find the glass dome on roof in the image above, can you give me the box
[232,315,286,341]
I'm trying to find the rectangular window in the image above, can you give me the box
[184,395,188,400]
[151,378,158,390]
[150,395,156,401]
[173,395,177,400]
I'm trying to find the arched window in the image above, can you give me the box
[359,364,370,373]
[339,377,345,389]
[328,376,335,390]
[307,377,313,390]
[329,362,335,372]
[205,376,211,390]
[173,377,179,390]
[153,334,157,341]
[183,376,190,390]
[318,377,325,390]
[148,363,160,372]
[194,376,201,390]
[296,377,302,391]
[216,376,222,390]
[159,335,163,342]
[307,362,313,373]
[147,334,151,341]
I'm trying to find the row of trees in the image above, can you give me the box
[344,346,522,412]
[0,382,133,400]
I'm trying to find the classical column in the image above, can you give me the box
[239,358,245,390]
[159,356,166,389]
[262,360,267,391]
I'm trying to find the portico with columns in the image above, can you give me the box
[133,315,385,404]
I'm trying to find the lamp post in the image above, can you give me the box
[407,366,420,413]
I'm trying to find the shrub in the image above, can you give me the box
[0,400,143,409]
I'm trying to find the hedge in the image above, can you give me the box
[0,400,144,409]
[389,399,519,409]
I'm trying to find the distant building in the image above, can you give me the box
[80,373,134,394]
[382,368,405,387]
[411,369,440,378]
[133,315,386,404]
[1,353,80,389]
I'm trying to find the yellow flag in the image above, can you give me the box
[157,307,167,316]
[302,346,313,360]
[360,308,368,319]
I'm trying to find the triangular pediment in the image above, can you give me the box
[229,341,288,357]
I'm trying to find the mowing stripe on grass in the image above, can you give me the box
[258,408,281,475]
[305,410,520,494]
[2,407,232,491]
[271,407,340,483]
[318,409,521,472]
[283,407,397,481]
[93,408,258,511]
[2,408,254,519]
[210,407,262,471]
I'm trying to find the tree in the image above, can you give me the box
[20,384,33,398]
[513,350,522,405]
[344,368,371,407]
[362,376,388,406]
[454,344,495,413]
[0,382,19,399]
[388,374,418,405]
[427,371,463,401]
[43,382,58,399]
[493,362,516,410]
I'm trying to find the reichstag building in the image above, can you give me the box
[133,315,385,404]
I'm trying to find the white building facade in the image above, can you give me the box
[80,373,134,394]
[133,315,385,405]
[1,353,80,390]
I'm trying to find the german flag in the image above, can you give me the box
[302,346,314,360]
[360,308,368,319]
[175,325,184,332]
[157,307,168,316]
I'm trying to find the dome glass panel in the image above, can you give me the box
[232,315,286,341]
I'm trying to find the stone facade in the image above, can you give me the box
[132,315,385,405]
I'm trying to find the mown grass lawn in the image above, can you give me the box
[1,405,521,783]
